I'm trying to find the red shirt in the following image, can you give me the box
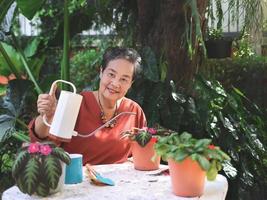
[29,91,146,165]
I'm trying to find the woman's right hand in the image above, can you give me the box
[37,86,57,120]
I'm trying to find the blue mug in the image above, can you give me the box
[65,154,83,184]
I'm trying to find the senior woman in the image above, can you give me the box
[29,47,147,165]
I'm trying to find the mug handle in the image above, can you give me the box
[43,80,77,127]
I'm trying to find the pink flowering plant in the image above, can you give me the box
[120,125,170,147]
[12,142,70,197]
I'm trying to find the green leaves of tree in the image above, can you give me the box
[16,0,46,20]
[0,80,35,143]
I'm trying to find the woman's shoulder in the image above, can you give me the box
[121,97,143,111]
[79,91,97,106]
[80,90,93,97]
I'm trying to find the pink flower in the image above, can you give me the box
[147,128,157,134]
[28,143,40,154]
[40,145,52,156]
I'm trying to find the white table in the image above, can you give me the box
[2,162,228,200]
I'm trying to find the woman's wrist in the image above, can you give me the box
[34,115,50,139]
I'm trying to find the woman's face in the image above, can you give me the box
[99,58,134,102]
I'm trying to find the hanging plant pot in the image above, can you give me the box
[168,158,206,197]
[132,140,160,171]
[205,39,232,58]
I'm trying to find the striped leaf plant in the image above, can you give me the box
[12,141,71,197]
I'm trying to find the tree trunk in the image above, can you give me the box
[137,0,208,88]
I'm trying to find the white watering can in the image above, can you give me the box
[43,80,83,142]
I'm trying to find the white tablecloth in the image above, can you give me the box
[2,162,228,200]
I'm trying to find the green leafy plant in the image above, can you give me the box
[12,141,71,197]
[207,28,223,40]
[70,48,102,91]
[233,32,255,58]
[120,126,169,147]
[154,131,230,181]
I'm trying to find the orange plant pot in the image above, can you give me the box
[168,158,206,197]
[132,140,160,171]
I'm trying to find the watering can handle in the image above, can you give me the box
[48,79,77,95]
[43,80,77,127]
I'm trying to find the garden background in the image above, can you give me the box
[1,1,267,200]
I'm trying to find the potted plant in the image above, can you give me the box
[205,28,233,59]
[154,131,230,197]
[12,141,71,197]
[121,126,168,171]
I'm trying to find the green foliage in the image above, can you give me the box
[134,130,152,147]
[121,126,169,147]
[43,155,62,189]
[0,42,24,76]
[16,0,46,20]
[70,48,102,91]
[0,136,22,196]
[207,28,223,40]
[11,150,29,178]
[0,80,36,196]
[172,76,267,199]
[23,157,40,195]
[0,85,6,96]
[201,57,267,111]
[2,37,45,80]
[130,70,267,198]
[35,182,50,197]
[233,32,255,58]
[51,147,72,164]
[183,0,205,58]
[0,1,14,23]
[154,131,230,181]
[0,79,36,142]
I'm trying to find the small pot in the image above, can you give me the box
[132,140,160,171]
[168,158,206,197]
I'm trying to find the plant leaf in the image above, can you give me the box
[12,149,29,178]
[207,160,218,181]
[16,174,27,194]
[35,181,50,197]
[174,149,189,162]
[51,147,71,165]
[0,115,15,141]
[195,139,211,149]
[0,0,15,26]
[43,155,62,189]
[23,156,40,195]
[16,0,45,20]
[135,131,152,147]
[196,154,210,171]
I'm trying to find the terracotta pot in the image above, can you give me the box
[168,158,206,197]
[132,140,160,171]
